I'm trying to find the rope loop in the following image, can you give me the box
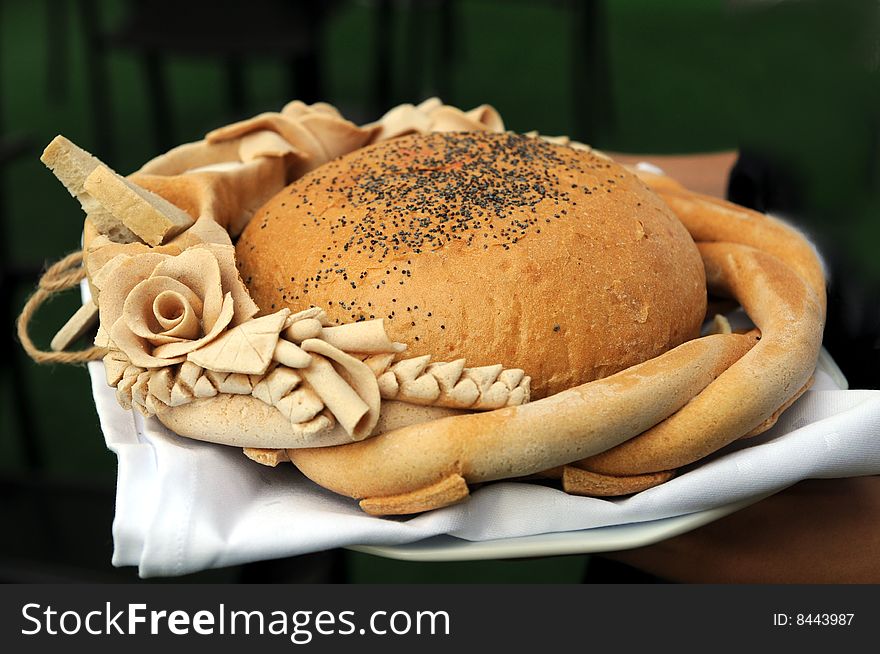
[16,250,107,364]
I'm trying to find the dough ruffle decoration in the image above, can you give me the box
[129,100,378,237]
[364,96,504,141]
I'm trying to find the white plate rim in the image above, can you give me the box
[347,493,774,562]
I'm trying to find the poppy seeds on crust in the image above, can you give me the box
[238,131,621,315]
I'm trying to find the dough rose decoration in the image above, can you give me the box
[94,243,258,369]
[18,98,826,517]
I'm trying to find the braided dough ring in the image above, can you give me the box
[575,241,824,477]
[570,178,826,480]
[289,179,826,513]
[289,331,757,513]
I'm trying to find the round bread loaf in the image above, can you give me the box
[236,131,706,398]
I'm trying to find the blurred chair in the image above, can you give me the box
[76,0,333,161]
[569,0,615,145]
[368,0,614,143]
[369,0,457,117]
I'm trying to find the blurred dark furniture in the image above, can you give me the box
[370,0,456,116]
[569,0,614,145]
[73,0,614,158]
[0,0,42,472]
[0,135,41,470]
[369,0,613,143]
[76,0,331,161]
[0,469,348,582]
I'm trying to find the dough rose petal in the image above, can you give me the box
[152,291,236,358]
[152,247,224,331]
[195,243,259,325]
[97,252,171,332]
[109,317,186,368]
[123,276,204,343]
[187,309,290,375]
[299,354,369,440]
[319,319,406,354]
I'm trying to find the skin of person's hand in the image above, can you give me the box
[604,476,880,583]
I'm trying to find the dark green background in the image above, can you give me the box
[2,0,878,581]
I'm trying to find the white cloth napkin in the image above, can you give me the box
[88,357,880,578]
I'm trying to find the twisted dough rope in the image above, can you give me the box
[565,180,826,487]
[289,331,758,515]
[288,180,826,514]
[16,251,108,365]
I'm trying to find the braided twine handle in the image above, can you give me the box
[16,250,107,364]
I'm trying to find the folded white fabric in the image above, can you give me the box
[89,358,880,578]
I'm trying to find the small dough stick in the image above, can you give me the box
[273,339,312,368]
[287,331,756,505]
[319,319,406,354]
[561,466,675,497]
[243,447,290,466]
[579,242,824,475]
[301,338,383,440]
[284,317,323,342]
[50,300,98,351]
[300,354,370,439]
[360,474,469,516]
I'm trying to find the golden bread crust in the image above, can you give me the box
[237,132,707,397]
